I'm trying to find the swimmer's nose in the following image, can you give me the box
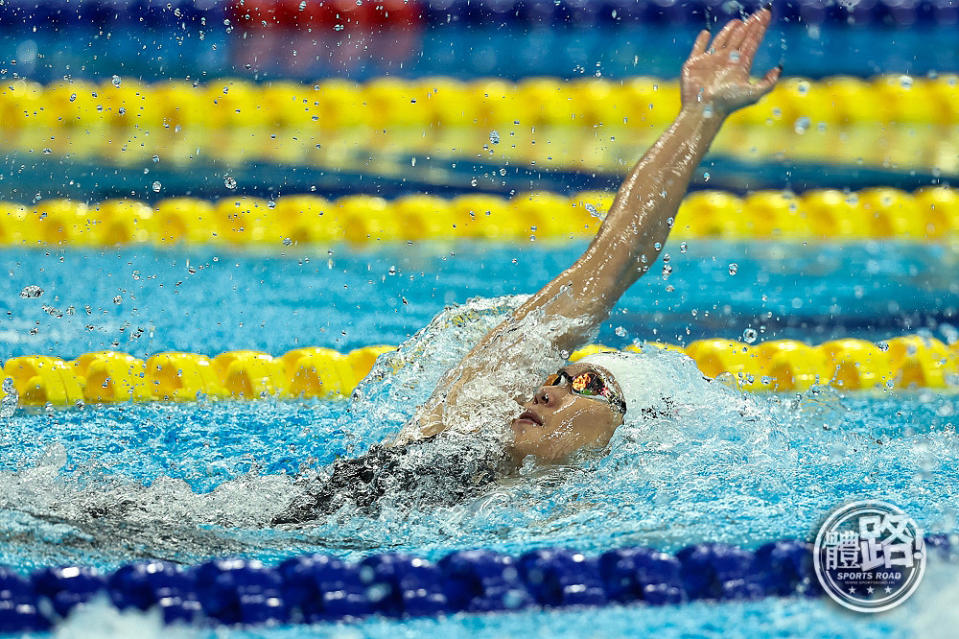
[533,385,559,406]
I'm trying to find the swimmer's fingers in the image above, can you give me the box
[738,8,773,70]
[748,65,782,99]
[690,29,711,57]
[712,19,741,50]
[724,21,749,52]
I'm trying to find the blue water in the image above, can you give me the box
[2,241,956,359]
[2,24,956,83]
[2,6,958,637]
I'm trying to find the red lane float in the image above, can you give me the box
[227,0,421,29]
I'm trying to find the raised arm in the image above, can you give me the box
[401,9,780,442]
[510,8,779,349]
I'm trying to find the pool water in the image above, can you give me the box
[1,240,957,636]
[2,7,958,634]
[3,240,955,359]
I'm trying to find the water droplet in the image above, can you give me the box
[470,178,478,187]
[388,265,397,276]
[69,93,77,102]
[152,154,160,163]
[584,203,599,218]
[282,237,293,246]
[489,130,500,144]
[111,75,121,88]
[224,176,237,189]
[614,326,627,337]
[19,285,43,298]
[703,172,710,182]
[743,328,758,344]
[113,295,122,304]
[151,180,161,192]
[794,116,811,134]
[299,0,306,8]
[680,241,688,253]
[728,263,738,275]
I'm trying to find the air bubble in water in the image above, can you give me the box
[489,130,500,145]
[614,326,627,337]
[113,295,122,304]
[111,75,121,88]
[743,328,758,344]
[224,176,237,189]
[69,93,77,102]
[388,265,397,276]
[728,263,738,275]
[152,154,160,163]
[19,285,43,298]
[680,241,688,253]
[794,117,811,134]
[151,181,161,192]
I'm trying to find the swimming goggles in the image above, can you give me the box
[545,369,627,414]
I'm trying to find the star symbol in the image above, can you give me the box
[866,587,874,594]
[848,586,857,594]
[885,586,893,594]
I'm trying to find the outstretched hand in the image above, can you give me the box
[680,8,781,118]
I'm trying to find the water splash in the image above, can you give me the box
[0,296,957,569]
[0,378,17,418]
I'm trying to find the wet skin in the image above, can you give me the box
[509,362,626,465]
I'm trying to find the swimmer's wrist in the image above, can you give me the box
[677,102,729,135]
[679,100,727,120]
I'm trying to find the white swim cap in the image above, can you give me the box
[579,351,675,419]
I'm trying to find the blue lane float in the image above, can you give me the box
[0,537,952,632]
[0,539,819,633]
[0,0,957,28]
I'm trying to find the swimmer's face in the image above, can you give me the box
[509,362,625,465]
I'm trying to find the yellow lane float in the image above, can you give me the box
[2,336,955,407]
[1,187,957,247]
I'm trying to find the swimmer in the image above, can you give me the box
[274,8,781,524]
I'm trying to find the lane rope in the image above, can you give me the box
[3,334,956,407]
[1,535,953,632]
[2,186,958,247]
[3,74,957,131]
